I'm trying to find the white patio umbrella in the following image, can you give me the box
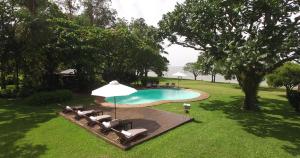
[91,80,137,119]
[172,72,187,88]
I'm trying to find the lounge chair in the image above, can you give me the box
[75,109,101,120]
[171,83,176,88]
[165,82,170,87]
[87,114,112,126]
[146,83,152,88]
[99,119,120,133]
[152,82,158,88]
[62,105,84,113]
[111,128,148,144]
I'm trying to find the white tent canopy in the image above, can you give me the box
[172,72,187,77]
[91,80,137,118]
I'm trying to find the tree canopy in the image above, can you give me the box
[159,0,300,110]
[0,0,168,96]
[267,62,300,93]
[183,62,200,80]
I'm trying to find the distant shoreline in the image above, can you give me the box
[149,66,268,87]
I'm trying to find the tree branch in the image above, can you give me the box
[266,54,300,73]
[173,41,204,51]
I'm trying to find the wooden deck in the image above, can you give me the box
[60,106,193,150]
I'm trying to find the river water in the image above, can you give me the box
[149,66,268,86]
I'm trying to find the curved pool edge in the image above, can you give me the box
[94,88,210,108]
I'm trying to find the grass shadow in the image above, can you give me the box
[0,102,57,158]
[199,96,300,156]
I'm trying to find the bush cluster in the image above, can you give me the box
[25,89,73,106]
[287,90,300,112]
[102,69,138,84]
[0,88,17,98]
[140,77,160,86]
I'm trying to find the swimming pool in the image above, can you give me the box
[105,89,201,105]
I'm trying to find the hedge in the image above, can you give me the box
[140,77,160,86]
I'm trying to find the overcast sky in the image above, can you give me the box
[111,0,199,66]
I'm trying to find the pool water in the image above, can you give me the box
[105,89,201,105]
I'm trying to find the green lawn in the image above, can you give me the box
[0,80,299,158]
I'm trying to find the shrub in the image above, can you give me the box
[102,69,138,84]
[0,88,17,98]
[287,90,300,112]
[25,89,73,106]
[140,77,160,86]
[5,75,15,85]
[18,88,35,97]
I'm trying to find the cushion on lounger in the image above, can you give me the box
[121,130,132,138]
[102,121,110,128]
[77,110,84,116]
[127,128,147,136]
[110,119,119,127]
[66,106,72,110]
[90,116,97,121]
[98,115,111,119]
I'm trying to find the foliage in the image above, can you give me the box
[129,18,168,78]
[82,0,116,27]
[159,0,300,110]
[0,88,17,98]
[0,0,167,96]
[25,89,73,106]
[140,77,159,86]
[102,69,138,85]
[183,62,200,80]
[54,0,80,18]
[197,54,225,82]
[267,62,300,93]
[287,90,300,112]
[0,0,19,90]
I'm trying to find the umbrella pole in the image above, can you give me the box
[177,77,179,88]
[114,97,117,119]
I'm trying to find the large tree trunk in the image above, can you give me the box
[237,72,263,111]
[0,66,6,89]
[0,73,6,89]
[243,84,259,110]
[144,69,148,77]
[213,74,216,82]
[211,73,216,83]
[15,61,20,91]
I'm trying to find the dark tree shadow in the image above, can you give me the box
[198,96,300,156]
[123,119,161,133]
[232,86,286,93]
[192,119,202,124]
[0,103,57,158]
[278,94,287,98]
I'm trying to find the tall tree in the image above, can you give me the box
[82,0,116,27]
[130,18,168,78]
[197,54,224,83]
[159,0,300,110]
[267,62,300,94]
[54,0,79,18]
[0,0,19,89]
[183,62,200,80]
